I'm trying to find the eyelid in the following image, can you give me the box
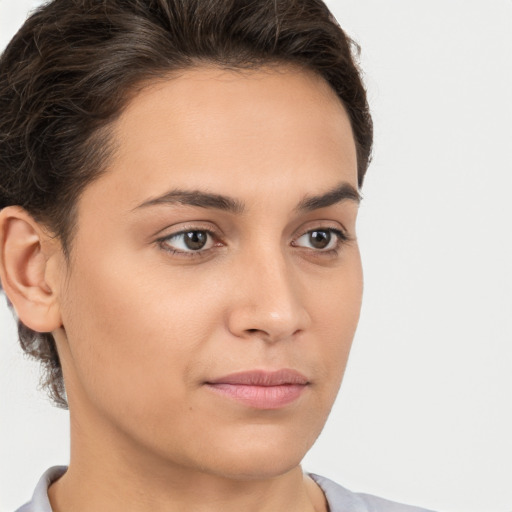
[152,220,222,239]
[293,221,350,241]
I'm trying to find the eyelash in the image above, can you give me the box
[156,227,350,259]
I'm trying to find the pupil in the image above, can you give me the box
[310,230,330,249]
[184,231,207,250]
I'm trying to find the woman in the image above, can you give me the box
[0,1,434,511]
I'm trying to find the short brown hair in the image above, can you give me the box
[0,0,373,408]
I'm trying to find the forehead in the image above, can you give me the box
[83,66,358,213]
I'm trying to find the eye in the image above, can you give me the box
[292,228,346,251]
[159,230,215,253]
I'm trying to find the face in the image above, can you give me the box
[53,66,362,479]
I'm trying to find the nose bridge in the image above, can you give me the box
[227,243,310,341]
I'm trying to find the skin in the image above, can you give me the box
[0,66,362,512]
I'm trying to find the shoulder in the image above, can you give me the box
[14,466,67,512]
[309,473,437,512]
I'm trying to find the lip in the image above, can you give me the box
[205,369,309,409]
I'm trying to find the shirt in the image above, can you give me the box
[15,466,436,512]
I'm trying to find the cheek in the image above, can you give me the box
[310,253,363,390]
[59,245,224,419]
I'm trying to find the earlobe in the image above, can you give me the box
[0,206,63,333]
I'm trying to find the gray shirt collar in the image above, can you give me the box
[16,466,434,512]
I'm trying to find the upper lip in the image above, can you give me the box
[206,369,309,386]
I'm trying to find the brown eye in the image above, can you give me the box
[293,228,345,252]
[160,230,214,253]
[183,231,208,250]
[309,230,331,249]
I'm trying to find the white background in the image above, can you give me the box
[1,1,511,511]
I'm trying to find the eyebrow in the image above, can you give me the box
[295,182,361,212]
[133,182,360,214]
[134,189,245,214]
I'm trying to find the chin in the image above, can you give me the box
[203,451,304,481]
[186,423,320,481]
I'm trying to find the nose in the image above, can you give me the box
[226,252,311,343]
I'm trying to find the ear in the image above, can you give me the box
[0,206,63,332]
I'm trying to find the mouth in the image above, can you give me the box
[204,369,309,410]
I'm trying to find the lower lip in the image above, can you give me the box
[205,383,307,409]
